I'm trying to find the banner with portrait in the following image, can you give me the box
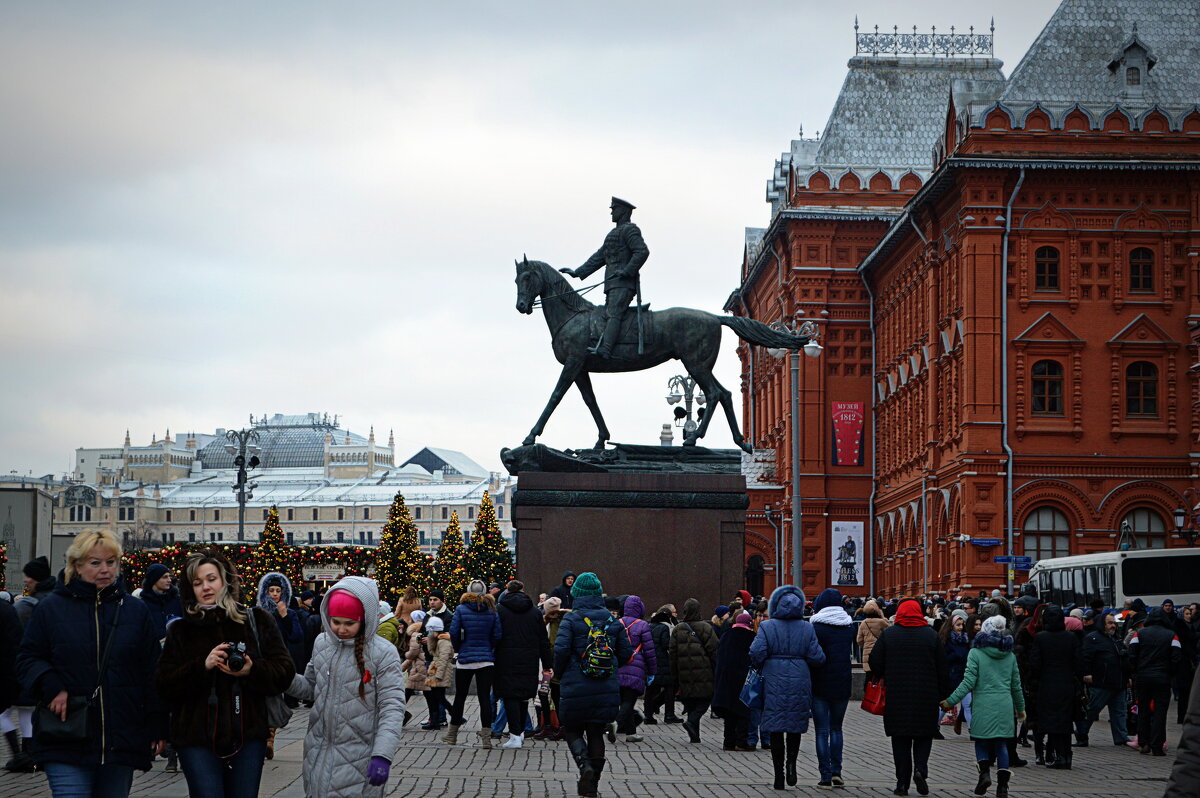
[831,520,864,586]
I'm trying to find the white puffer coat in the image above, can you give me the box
[287,576,406,798]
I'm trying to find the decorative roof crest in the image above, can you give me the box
[854,17,994,57]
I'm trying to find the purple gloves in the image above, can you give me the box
[367,756,390,786]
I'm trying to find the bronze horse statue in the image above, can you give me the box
[513,257,813,453]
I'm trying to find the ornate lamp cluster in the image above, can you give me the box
[855,19,995,58]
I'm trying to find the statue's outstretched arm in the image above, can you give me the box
[575,246,605,279]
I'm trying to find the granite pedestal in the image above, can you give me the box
[513,471,747,615]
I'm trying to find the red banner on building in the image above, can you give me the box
[831,402,865,466]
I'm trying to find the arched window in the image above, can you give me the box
[1035,246,1060,291]
[1126,67,1141,86]
[1031,360,1064,415]
[1023,507,1070,563]
[1126,361,1158,416]
[1123,507,1165,549]
[1129,247,1154,292]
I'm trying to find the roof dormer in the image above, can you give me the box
[1108,22,1157,101]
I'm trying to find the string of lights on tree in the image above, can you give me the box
[466,491,515,586]
[432,510,468,599]
[0,543,7,590]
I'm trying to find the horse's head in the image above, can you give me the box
[514,254,542,315]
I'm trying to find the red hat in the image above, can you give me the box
[326,589,364,622]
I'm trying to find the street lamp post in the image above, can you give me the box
[767,318,822,587]
[224,429,261,543]
[665,375,706,441]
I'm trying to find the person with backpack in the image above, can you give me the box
[613,595,656,744]
[669,598,719,744]
[553,572,632,798]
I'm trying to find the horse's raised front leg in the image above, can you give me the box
[523,360,584,446]
[573,371,611,450]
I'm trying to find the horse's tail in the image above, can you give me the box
[719,315,812,350]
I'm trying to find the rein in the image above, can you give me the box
[532,281,603,308]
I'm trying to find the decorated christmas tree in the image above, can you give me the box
[375,490,430,602]
[465,490,514,585]
[250,505,292,601]
[432,510,469,599]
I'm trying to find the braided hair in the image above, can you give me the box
[353,624,369,701]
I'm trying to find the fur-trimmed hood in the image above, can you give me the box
[767,585,808,620]
[256,571,293,613]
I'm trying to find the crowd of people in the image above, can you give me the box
[1,529,1198,797]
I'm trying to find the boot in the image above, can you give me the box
[568,737,596,797]
[770,736,785,790]
[995,768,1011,798]
[1007,738,1026,767]
[477,728,493,749]
[3,731,35,773]
[973,760,992,795]
[786,733,801,786]
[165,748,179,773]
[1072,733,1088,747]
[265,728,276,760]
[583,758,604,798]
[1033,736,1045,766]
[441,723,461,745]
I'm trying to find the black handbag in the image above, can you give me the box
[245,608,293,729]
[33,600,123,745]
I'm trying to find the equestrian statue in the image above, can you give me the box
[514,198,814,454]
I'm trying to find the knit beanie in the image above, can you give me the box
[426,616,444,633]
[467,579,487,596]
[411,610,427,624]
[981,615,1008,636]
[733,612,753,630]
[813,587,842,612]
[378,600,392,618]
[327,590,364,621]
[1069,608,1084,619]
[571,571,603,597]
[951,608,969,623]
[24,556,51,582]
[543,596,562,613]
[714,605,730,619]
[142,563,169,592]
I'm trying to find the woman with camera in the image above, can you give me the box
[156,550,294,798]
[15,529,166,798]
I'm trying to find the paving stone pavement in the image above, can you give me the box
[0,699,1184,797]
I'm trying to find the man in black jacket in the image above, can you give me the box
[1078,611,1131,746]
[1129,606,1183,755]
[549,571,576,610]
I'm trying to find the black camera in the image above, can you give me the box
[224,642,247,672]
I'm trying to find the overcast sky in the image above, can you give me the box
[1,1,1057,478]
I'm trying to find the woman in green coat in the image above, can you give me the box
[942,615,1025,798]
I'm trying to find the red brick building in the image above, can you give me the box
[729,0,1200,599]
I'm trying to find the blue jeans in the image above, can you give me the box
[490,694,534,735]
[812,696,848,781]
[974,738,1009,769]
[1081,686,1129,744]
[43,762,134,798]
[747,706,763,745]
[178,738,267,798]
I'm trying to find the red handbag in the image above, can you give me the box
[861,677,887,715]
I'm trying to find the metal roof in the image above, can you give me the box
[999,0,1200,115]
[400,447,488,479]
[196,419,370,470]
[803,56,1005,178]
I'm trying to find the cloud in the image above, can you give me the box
[0,0,1057,476]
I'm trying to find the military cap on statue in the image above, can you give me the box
[609,196,636,211]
